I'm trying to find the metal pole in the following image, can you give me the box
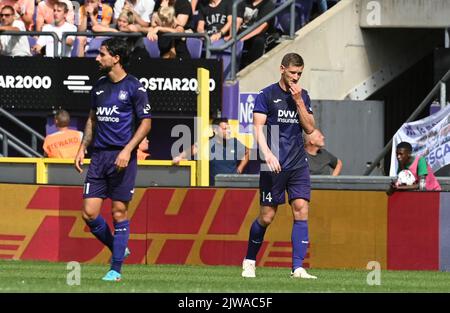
[445,28,449,49]
[290,0,296,39]
[32,134,37,151]
[440,82,446,107]
[364,68,450,175]
[2,131,7,157]
[230,0,239,81]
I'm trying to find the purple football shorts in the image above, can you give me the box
[259,166,311,206]
[83,149,137,202]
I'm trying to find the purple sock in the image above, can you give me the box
[86,215,113,252]
[245,219,267,260]
[292,220,309,271]
[111,220,130,274]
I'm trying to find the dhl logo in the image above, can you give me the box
[0,185,311,268]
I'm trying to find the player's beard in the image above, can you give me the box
[98,63,113,75]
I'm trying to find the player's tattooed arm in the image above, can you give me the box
[81,110,96,147]
[75,110,96,173]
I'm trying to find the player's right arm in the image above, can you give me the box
[254,112,281,173]
[75,109,96,173]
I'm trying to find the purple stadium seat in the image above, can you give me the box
[211,39,244,80]
[85,37,109,58]
[143,37,161,58]
[186,37,203,59]
[28,36,38,55]
[70,38,79,57]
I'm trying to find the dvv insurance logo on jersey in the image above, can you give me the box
[64,75,92,94]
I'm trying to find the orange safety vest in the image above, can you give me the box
[43,129,83,159]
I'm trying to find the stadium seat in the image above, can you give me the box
[143,37,161,58]
[85,37,109,58]
[28,36,38,55]
[186,37,203,59]
[211,39,244,80]
[275,0,310,34]
[70,38,79,57]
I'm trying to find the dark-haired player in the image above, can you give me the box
[75,37,152,281]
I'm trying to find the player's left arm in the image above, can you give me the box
[115,85,152,169]
[289,83,315,134]
[115,118,152,169]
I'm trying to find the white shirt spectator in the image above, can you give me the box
[113,0,154,23]
[37,22,77,57]
[0,19,31,56]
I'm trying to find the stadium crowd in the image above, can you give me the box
[0,0,338,69]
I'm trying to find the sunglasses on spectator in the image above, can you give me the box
[0,13,13,17]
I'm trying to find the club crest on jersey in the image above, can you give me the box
[118,90,128,101]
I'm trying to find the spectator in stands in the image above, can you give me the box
[43,109,83,158]
[196,0,243,43]
[304,129,342,176]
[113,0,155,27]
[239,0,276,70]
[92,9,139,32]
[36,0,75,31]
[149,5,178,58]
[77,0,113,56]
[146,0,192,59]
[32,1,77,57]
[0,0,34,30]
[386,141,441,195]
[172,118,250,186]
[0,5,31,56]
[137,137,151,160]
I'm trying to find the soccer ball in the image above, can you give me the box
[396,169,416,186]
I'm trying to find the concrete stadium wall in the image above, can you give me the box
[238,0,442,100]
[1,184,448,271]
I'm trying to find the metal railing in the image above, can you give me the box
[0,127,43,157]
[364,68,450,175]
[0,31,59,56]
[208,0,297,81]
[60,31,211,58]
[0,107,44,157]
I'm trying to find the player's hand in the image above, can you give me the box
[74,149,85,174]
[115,149,131,171]
[264,152,281,173]
[172,155,182,165]
[289,82,303,104]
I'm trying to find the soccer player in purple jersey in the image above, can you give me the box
[242,53,317,279]
[74,37,152,282]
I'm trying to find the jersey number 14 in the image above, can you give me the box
[262,191,272,203]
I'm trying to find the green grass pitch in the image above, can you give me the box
[1,260,450,292]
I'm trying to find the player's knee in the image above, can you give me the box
[292,202,309,219]
[259,215,274,226]
[82,211,96,223]
[112,210,127,222]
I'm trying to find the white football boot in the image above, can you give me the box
[241,259,256,278]
[291,267,317,279]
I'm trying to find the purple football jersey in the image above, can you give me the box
[90,74,152,149]
[253,82,313,171]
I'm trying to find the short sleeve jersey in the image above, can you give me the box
[90,74,152,149]
[306,149,338,175]
[253,82,313,171]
